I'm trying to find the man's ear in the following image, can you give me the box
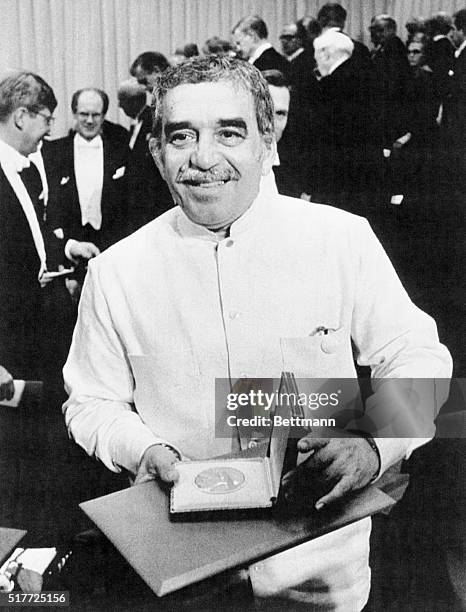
[13,107,27,130]
[149,136,165,179]
[260,138,276,177]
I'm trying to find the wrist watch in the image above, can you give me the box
[347,429,381,482]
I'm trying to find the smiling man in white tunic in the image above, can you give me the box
[63,56,451,611]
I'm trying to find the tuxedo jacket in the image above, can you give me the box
[125,106,173,234]
[102,120,129,148]
[288,49,317,101]
[371,36,414,144]
[0,166,65,378]
[253,47,289,75]
[308,58,384,200]
[426,37,455,100]
[47,132,128,251]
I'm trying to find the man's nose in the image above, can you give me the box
[190,133,220,169]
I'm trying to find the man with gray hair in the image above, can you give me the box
[313,29,354,76]
[63,56,450,610]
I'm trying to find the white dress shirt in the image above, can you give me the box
[73,133,104,230]
[287,47,304,62]
[455,39,466,59]
[129,118,143,150]
[0,138,47,279]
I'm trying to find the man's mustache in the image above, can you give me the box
[177,168,240,184]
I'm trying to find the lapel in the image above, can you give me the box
[101,132,118,221]
[63,133,81,223]
[133,106,152,156]
[0,166,41,267]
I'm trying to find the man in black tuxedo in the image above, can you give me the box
[232,15,289,75]
[425,12,456,103]
[279,22,305,62]
[0,72,91,380]
[369,15,413,149]
[48,88,128,253]
[281,20,319,96]
[126,52,173,233]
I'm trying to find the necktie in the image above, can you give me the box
[20,163,45,223]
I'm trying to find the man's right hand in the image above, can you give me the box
[67,240,100,261]
[0,365,14,401]
[134,444,180,485]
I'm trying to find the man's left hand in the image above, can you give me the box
[282,434,380,511]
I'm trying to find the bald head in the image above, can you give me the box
[118,79,147,119]
[314,30,354,76]
[72,88,108,141]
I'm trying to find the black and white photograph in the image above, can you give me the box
[0,1,464,610]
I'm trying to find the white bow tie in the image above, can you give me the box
[16,157,31,172]
[75,136,102,149]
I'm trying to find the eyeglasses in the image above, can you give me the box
[280,34,297,40]
[407,49,422,54]
[77,112,103,120]
[27,108,55,126]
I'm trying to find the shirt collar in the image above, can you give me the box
[433,34,448,42]
[249,41,272,64]
[455,39,466,58]
[326,56,349,76]
[74,133,103,148]
[0,137,30,173]
[287,47,304,62]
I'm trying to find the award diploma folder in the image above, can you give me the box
[80,483,393,597]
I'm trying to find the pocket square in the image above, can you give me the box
[60,176,70,185]
[53,228,64,240]
[112,166,125,179]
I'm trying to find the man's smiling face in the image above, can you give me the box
[152,81,273,231]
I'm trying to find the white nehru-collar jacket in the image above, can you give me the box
[63,191,452,476]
